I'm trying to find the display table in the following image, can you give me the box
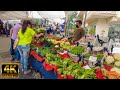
[28,56,58,79]
[28,50,107,79]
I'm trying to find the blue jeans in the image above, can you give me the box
[10,39,15,55]
[0,30,3,36]
[6,30,10,37]
[18,44,30,72]
[0,30,1,36]
[14,48,20,60]
[10,39,20,60]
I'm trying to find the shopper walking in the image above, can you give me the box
[2,23,6,35]
[52,24,56,35]
[5,21,12,37]
[61,23,65,33]
[17,20,43,75]
[0,20,4,36]
[10,22,22,62]
[0,23,3,36]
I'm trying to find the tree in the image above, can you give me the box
[66,12,78,36]
[89,25,96,36]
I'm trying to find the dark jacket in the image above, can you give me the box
[5,23,12,30]
[0,24,3,31]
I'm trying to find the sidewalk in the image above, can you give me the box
[0,36,41,79]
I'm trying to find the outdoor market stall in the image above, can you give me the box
[28,55,58,79]
[1,11,120,79]
[27,26,120,79]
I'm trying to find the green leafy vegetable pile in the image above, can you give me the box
[45,54,62,66]
[33,28,46,34]
[70,46,85,55]
[84,53,91,59]
[36,47,52,57]
[96,54,104,60]
[57,58,96,79]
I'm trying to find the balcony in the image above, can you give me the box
[86,11,117,23]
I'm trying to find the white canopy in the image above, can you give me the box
[0,11,65,20]
[0,11,28,20]
[37,11,65,19]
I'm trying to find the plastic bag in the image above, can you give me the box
[95,69,105,79]
[30,51,45,62]
[103,64,112,71]
[67,75,74,79]
[58,74,67,79]
[62,54,70,60]
[42,62,53,71]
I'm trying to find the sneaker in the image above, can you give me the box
[24,70,31,75]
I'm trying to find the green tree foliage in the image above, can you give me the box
[89,25,96,35]
[66,12,78,35]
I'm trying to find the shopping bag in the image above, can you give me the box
[103,64,112,71]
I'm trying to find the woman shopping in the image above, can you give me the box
[17,20,43,75]
[10,22,22,62]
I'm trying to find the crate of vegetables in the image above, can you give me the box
[68,46,85,62]
[84,53,104,67]
[84,53,91,63]
[33,28,46,34]
[104,54,120,68]
[68,53,79,62]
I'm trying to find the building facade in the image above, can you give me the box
[77,11,120,37]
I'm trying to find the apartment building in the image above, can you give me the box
[77,11,120,37]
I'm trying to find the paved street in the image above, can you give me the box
[0,36,42,79]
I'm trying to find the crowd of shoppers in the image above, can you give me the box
[0,20,12,37]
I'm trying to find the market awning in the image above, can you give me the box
[37,11,65,19]
[0,11,28,20]
[0,11,65,20]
